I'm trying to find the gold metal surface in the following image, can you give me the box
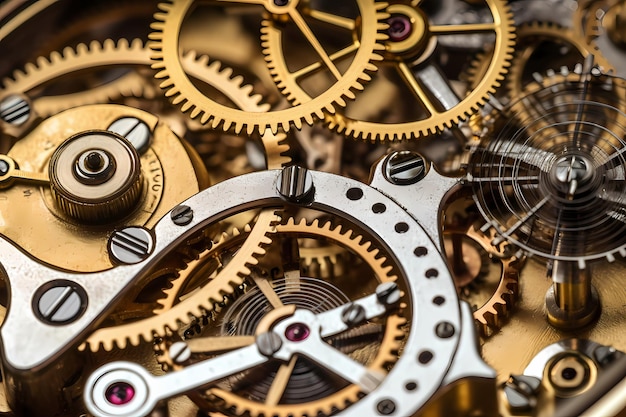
[1,104,201,272]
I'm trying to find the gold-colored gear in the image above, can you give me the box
[149,0,389,134]
[0,38,290,170]
[155,217,406,417]
[293,0,516,141]
[505,21,614,102]
[82,209,280,352]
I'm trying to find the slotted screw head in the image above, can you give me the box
[34,281,88,325]
[109,226,154,264]
[107,117,151,154]
[170,205,194,226]
[384,151,427,185]
[277,165,314,203]
[376,282,401,306]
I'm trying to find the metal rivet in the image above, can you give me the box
[376,398,396,415]
[109,227,154,264]
[376,282,401,306]
[169,341,192,364]
[35,282,87,325]
[341,303,366,326]
[170,205,194,226]
[0,95,30,126]
[256,332,283,357]
[435,321,455,338]
[384,151,427,185]
[277,166,314,203]
[107,117,151,154]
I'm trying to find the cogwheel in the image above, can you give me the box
[505,21,614,102]
[149,0,389,134]
[0,38,154,119]
[281,0,515,141]
[155,216,405,417]
[0,39,291,169]
[82,209,280,352]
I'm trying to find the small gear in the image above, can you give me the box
[155,217,406,417]
[149,0,389,134]
[505,21,614,101]
[82,209,280,351]
[303,0,516,141]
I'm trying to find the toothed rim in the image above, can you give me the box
[177,217,406,417]
[82,209,280,352]
[148,0,389,134]
[317,0,517,142]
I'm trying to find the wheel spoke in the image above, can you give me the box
[292,43,359,80]
[265,355,298,406]
[252,275,284,309]
[430,23,497,35]
[307,9,355,31]
[397,61,439,116]
[186,335,256,354]
[289,9,342,80]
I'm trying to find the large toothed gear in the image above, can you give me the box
[154,217,406,417]
[82,209,280,352]
[149,0,389,134]
[285,0,516,141]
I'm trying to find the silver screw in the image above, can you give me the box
[277,166,314,203]
[256,332,282,357]
[170,205,194,226]
[375,282,401,306]
[35,282,87,324]
[108,117,151,154]
[0,95,30,126]
[169,341,192,364]
[383,151,427,185]
[341,303,366,326]
[109,226,154,264]
[376,399,396,415]
[435,321,455,338]
[503,374,541,412]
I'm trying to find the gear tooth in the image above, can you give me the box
[169,90,183,101]
[180,101,193,112]
[200,113,211,124]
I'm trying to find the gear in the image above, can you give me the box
[505,21,614,102]
[467,70,626,266]
[149,0,388,134]
[82,209,280,351]
[306,0,516,141]
[155,216,406,417]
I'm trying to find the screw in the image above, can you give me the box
[170,205,194,226]
[107,117,151,154]
[503,374,541,412]
[169,341,192,364]
[256,332,283,357]
[376,399,396,415]
[375,282,401,306]
[0,95,30,126]
[109,226,154,264]
[594,345,618,366]
[341,303,366,326]
[277,165,314,203]
[435,321,455,338]
[35,281,87,324]
[384,151,427,185]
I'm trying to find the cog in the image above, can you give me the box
[302,0,516,141]
[155,217,405,417]
[467,71,626,266]
[149,0,389,134]
[505,21,614,102]
[82,209,280,351]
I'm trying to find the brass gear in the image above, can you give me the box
[149,0,389,134]
[155,217,405,417]
[506,21,614,102]
[82,209,280,352]
[301,0,516,141]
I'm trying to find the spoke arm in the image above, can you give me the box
[291,43,359,80]
[307,9,355,30]
[397,62,439,116]
[186,336,256,354]
[289,9,342,80]
[252,275,284,309]
[265,355,298,406]
[430,23,497,35]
